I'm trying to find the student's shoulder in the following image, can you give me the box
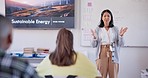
[0,52,39,77]
[75,52,84,56]
[11,55,39,77]
[5,54,30,68]
[75,52,94,66]
[13,56,29,64]
[75,52,88,59]
[1,52,30,69]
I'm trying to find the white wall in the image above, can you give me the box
[1,0,148,78]
[80,0,148,46]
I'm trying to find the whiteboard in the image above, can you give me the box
[80,0,148,46]
[80,28,92,46]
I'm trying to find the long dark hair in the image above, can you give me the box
[49,28,77,66]
[99,9,114,28]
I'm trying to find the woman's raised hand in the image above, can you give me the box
[120,27,128,36]
[91,29,97,39]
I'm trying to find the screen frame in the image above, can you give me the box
[5,0,75,29]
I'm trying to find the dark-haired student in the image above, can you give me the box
[36,28,101,78]
[0,14,40,78]
[91,9,128,78]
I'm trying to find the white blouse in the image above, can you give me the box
[100,27,115,45]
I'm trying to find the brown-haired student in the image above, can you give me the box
[36,28,101,78]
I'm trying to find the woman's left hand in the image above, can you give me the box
[120,27,128,36]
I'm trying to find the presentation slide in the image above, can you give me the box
[5,0,74,29]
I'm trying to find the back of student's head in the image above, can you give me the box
[49,28,77,66]
[0,14,40,78]
[0,14,13,51]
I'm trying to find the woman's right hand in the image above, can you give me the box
[91,29,97,39]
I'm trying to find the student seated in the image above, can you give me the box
[36,28,101,78]
[0,14,40,77]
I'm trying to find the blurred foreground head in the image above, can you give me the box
[0,14,13,51]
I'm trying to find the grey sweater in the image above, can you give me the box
[91,26,124,63]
